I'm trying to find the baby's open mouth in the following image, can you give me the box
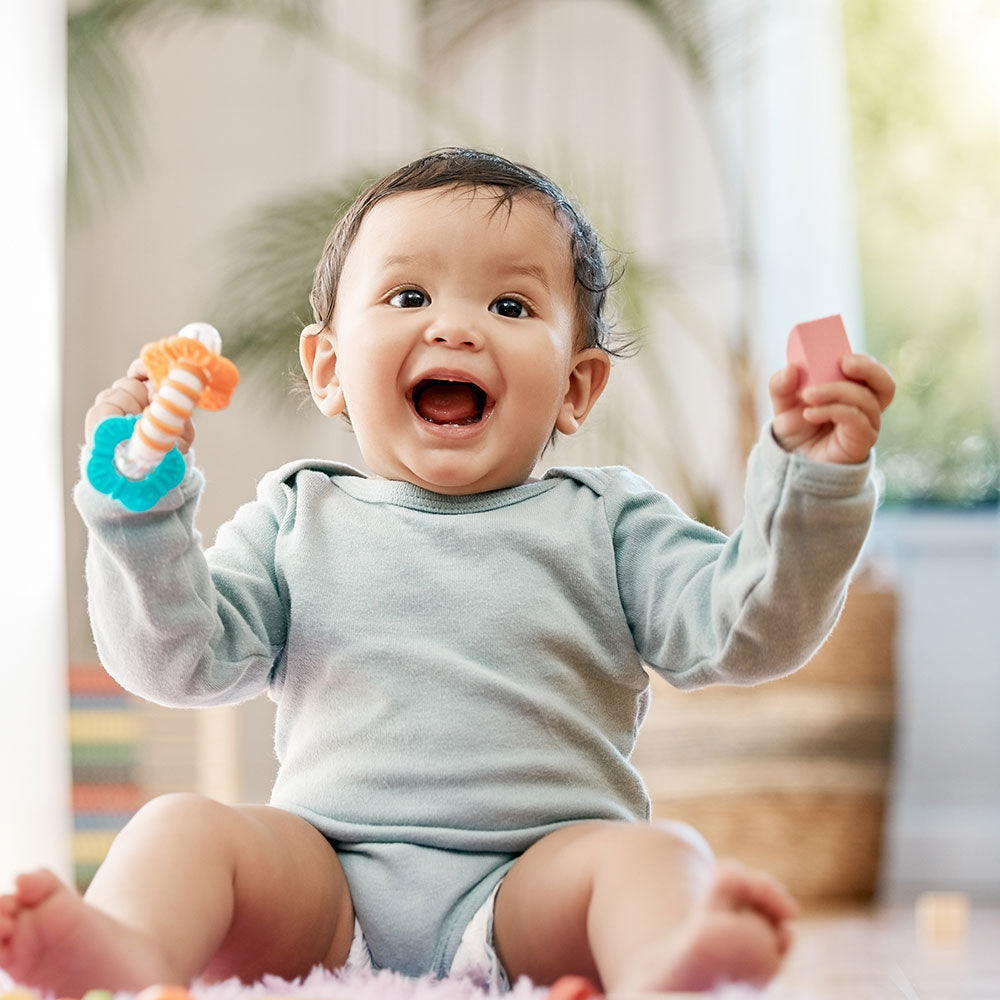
[411,378,489,425]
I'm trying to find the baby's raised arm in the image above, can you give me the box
[76,347,287,709]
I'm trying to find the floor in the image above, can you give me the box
[1,904,995,1000]
[770,906,1000,999]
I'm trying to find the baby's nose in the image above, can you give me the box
[424,314,483,349]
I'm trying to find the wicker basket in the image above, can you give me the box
[632,566,897,902]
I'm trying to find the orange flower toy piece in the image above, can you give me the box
[87,322,239,511]
[547,976,604,1000]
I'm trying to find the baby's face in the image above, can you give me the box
[305,187,607,493]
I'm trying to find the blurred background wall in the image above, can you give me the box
[3,0,999,903]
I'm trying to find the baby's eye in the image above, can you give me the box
[490,297,528,319]
[388,289,428,308]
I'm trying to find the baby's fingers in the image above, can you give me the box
[175,417,196,454]
[126,358,151,381]
[768,365,803,415]
[803,401,880,461]
[802,379,883,436]
[802,400,876,436]
[84,375,151,445]
[840,354,896,411]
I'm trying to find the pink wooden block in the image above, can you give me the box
[786,314,852,388]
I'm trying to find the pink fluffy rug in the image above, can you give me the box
[190,966,547,1000]
[0,967,773,1000]
[0,967,546,1000]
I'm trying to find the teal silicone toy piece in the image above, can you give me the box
[87,414,186,512]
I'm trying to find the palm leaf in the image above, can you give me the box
[101,0,323,34]
[69,0,323,45]
[619,0,713,81]
[67,16,145,229]
[67,0,324,227]
[421,0,715,84]
[209,176,380,379]
[419,0,534,60]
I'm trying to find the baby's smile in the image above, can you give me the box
[409,377,492,426]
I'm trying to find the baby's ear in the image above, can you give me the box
[300,324,346,417]
[555,348,612,435]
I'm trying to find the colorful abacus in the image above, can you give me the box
[86,323,238,511]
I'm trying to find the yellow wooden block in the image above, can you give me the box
[72,829,118,865]
[69,710,142,744]
[916,890,970,946]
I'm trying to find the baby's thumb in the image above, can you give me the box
[768,365,802,413]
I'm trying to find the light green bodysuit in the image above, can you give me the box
[75,426,876,978]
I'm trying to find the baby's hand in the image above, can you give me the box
[84,360,196,453]
[769,353,895,464]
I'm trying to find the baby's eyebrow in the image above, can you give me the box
[379,253,427,271]
[503,262,551,290]
[376,253,553,291]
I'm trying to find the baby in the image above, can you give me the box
[1,148,894,996]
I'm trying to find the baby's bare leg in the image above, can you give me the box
[493,820,797,994]
[0,794,353,997]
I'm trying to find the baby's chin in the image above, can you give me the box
[370,457,535,496]
[402,470,531,495]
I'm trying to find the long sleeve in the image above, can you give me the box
[73,441,877,980]
[566,424,877,689]
[74,458,290,707]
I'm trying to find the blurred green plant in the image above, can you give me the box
[208,0,721,385]
[419,0,713,80]
[68,0,325,227]
[211,176,375,380]
[68,0,758,525]
[844,0,1000,504]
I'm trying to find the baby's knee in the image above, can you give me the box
[121,792,234,843]
[650,819,715,867]
[587,819,715,877]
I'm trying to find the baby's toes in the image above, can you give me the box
[0,893,19,938]
[14,869,61,908]
[745,869,799,925]
[709,860,798,925]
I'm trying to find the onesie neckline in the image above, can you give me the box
[289,460,562,514]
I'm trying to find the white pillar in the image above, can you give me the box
[749,0,866,373]
[0,0,72,888]
[706,0,865,388]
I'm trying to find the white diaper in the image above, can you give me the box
[345,881,509,990]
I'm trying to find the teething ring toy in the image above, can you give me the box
[86,322,239,512]
[141,334,238,412]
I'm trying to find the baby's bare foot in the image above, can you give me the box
[616,859,799,994]
[0,869,176,996]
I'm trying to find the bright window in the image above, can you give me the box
[844,0,1000,505]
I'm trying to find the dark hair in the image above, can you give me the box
[310,148,627,355]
